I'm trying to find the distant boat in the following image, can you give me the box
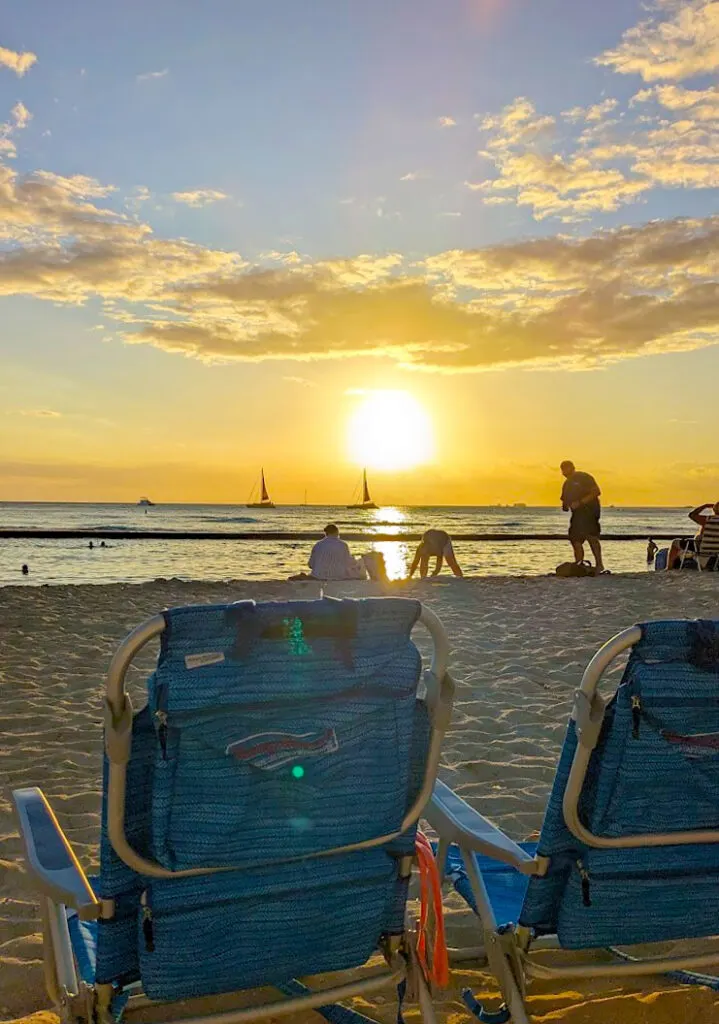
[247,468,276,509]
[512,502,527,509]
[137,497,154,507]
[347,469,378,510]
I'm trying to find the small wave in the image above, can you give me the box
[197,516,259,524]
[85,524,137,531]
[336,520,415,528]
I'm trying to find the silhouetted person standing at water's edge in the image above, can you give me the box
[560,460,606,573]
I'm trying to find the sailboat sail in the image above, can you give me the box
[247,468,276,508]
[347,468,378,509]
[362,470,371,505]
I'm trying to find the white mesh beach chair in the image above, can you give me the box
[676,518,719,570]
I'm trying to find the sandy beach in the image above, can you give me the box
[2,573,719,1023]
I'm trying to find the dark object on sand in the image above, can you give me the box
[555,560,597,578]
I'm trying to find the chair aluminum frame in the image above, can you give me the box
[427,624,719,1024]
[13,602,452,1024]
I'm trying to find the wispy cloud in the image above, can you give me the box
[563,98,618,123]
[399,171,421,181]
[136,68,169,82]
[597,0,719,82]
[283,376,317,387]
[0,100,33,159]
[0,43,37,77]
[19,409,63,418]
[11,101,31,130]
[633,82,719,121]
[172,189,228,207]
[470,96,648,222]
[33,170,116,198]
[438,116,457,127]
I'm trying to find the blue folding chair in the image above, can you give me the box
[13,597,453,1024]
[428,620,719,1024]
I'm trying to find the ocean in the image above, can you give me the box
[0,502,694,586]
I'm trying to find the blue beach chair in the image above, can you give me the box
[428,620,719,1024]
[12,597,453,1024]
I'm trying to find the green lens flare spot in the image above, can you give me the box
[291,765,305,779]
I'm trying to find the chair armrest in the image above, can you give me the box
[12,787,99,920]
[426,780,541,875]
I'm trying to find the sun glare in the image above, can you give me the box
[347,391,435,471]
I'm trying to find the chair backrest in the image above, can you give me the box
[699,517,719,560]
[95,597,437,1001]
[519,620,719,949]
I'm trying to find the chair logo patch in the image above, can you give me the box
[226,728,339,769]
[185,652,226,669]
[662,729,719,759]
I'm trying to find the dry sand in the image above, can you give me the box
[2,573,719,1022]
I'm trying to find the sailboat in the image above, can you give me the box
[247,468,276,509]
[347,468,378,510]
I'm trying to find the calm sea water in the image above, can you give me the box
[0,503,693,586]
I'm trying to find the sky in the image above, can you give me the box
[1,0,718,505]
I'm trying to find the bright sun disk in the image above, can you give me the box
[347,391,435,471]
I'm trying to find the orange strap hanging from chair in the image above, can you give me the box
[415,831,449,988]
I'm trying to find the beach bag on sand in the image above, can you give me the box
[555,560,597,578]
[361,551,388,581]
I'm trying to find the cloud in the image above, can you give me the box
[597,0,719,82]
[19,409,62,418]
[171,189,228,207]
[0,43,37,77]
[563,98,618,123]
[633,83,719,121]
[438,116,457,127]
[2,133,719,375]
[473,98,650,221]
[0,100,32,159]
[260,250,303,265]
[399,171,421,181]
[136,68,169,82]
[11,101,31,130]
[32,170,116,198]
[283,375,317,387]
[465,2,719,224]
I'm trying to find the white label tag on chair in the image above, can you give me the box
[185,652,226,669]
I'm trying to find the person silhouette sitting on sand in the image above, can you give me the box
[407,529,463,578]
[289,524,366,581]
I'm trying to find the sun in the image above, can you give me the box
[347,391,435,471]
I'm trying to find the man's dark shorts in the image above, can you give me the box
[569,507,601,543]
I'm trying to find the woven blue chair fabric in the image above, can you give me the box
[149,599,422,869]
[94,598,430,1000]
[439,844,537,929]
[520,619,719,948]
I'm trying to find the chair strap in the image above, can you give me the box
[415,831,449,988]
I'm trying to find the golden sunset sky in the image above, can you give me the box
[1,0,718,505]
